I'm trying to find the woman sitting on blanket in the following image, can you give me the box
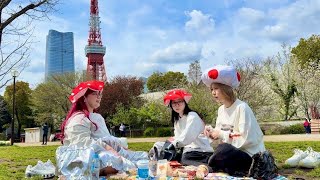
[201,65,266,176]
[151,89,214,167]
[57,80,148,177]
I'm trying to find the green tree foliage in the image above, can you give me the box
[4,81,34,138]
[99,76,144,117]
[146,72,163,91]
[134,101,171,127]
[110,101,171,130]
[188,60,202,85]
[291,34,320,70]
[147,71,188,92]
[263,46,298,121]
[0,95,11,132]
[109,105,140,129]
[31,72,86,130]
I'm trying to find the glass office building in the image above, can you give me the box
[45,30,75,80]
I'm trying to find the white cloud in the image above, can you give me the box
[185,10,215,36]
[262,0,320,42]
[237,8,265,23]
[150,42,202,64]
[127,5,153,27]
[2,0,320,95]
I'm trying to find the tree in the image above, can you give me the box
[263,45,298,121]
[99,76,144,117]
[146,71,188,92]
[134,101,171,127]
[188,60,202,85]
[0,95,11,132]
[146,72,163,92]
[228,58,274,121]
[109,105,140,129]
[291,34,320,70]
[4,81,34,139]
[290,58,320,120]
[31,72,86,130]
[0,0,59,89]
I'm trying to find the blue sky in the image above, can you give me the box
[2,0,320,94]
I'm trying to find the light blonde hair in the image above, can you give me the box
[211,83,236,103]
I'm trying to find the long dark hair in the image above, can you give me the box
[169,100,194,125]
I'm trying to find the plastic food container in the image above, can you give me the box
[137,160,149,180]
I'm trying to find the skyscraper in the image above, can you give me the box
[45,30,75,81]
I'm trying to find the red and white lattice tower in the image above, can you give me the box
[85,0,107,81]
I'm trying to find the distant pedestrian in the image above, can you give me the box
[42,123,48,145]
[119,123,126,137]
[304,118,311,134]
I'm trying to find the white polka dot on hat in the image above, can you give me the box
[201,65,241,88]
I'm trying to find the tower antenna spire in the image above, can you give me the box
[85,0,107,82]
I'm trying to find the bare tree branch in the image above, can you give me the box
[0,0,59,89]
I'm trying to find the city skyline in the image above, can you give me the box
[1,0,320,94]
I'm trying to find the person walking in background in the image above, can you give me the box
[304,118,311,134]
[119,123,126,137]
[42,123,48,145]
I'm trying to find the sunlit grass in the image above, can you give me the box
[0,141,319,179]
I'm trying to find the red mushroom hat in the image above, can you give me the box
[69,80,104,103]
[163,89,192,106]
[201,65,240,88]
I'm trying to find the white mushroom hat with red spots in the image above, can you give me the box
[69,80,104,103]
[201,65,241,88]
[163,89,192,106]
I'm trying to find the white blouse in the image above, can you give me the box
[172,112,214,153]
[64,112,123,150]
[63,112,107,148]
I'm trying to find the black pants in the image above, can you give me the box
[42,134,47,144]
[120,131,126,137]
[181,151,213,167]
[208,143,252,177]
[304,126,311,133]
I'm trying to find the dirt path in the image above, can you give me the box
[14,134,320,147]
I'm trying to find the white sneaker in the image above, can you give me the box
[25,160,55,178]
[285,149,308,167]
[299,150,320,168]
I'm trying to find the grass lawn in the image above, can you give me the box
[0,142,320,179]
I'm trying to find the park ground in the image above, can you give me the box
[14,133,320,146]
[1,134,320,179]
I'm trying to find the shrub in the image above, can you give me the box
[156,127,173,137]
[260,124,283,135]
[280,124,305,134]
[0,141,10,146]
[143,127,155,137]
[0,133,6,141]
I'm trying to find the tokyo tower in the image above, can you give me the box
[85,0,107,81]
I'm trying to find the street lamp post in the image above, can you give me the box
[11,69,19,146]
